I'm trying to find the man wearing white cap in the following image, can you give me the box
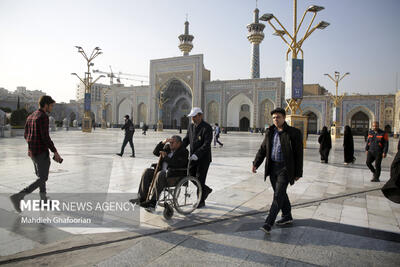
[182,107,213,208]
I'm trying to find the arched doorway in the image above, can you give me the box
[105,104,112,124]
[351,111,369,135]
[258,99,274,129]
[181,115,189,129]
[160,79,192,129]
[305,112,318,134]
[137,103,147,124]
[207,101,219,125]
[171,98,191,129]
[227,93,254,129]
[240,117,250,131]
[239,104,251,131]
[118,98,133,124]
[69,112,76,127]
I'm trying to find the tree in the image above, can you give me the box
[0,107,12,113]
[10,108,28,127]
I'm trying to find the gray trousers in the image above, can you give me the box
[22,151,51,194]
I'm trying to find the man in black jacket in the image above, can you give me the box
[252,108,303,234]
[183,107,213,208]
[366,121,389,182]
[132,135,189,210]
[116,115,135,157]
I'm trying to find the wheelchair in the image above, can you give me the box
[150,161,202,220]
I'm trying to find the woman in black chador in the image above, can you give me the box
[343,125,355,165]
[381,139,400,203]
[318,126,332,163]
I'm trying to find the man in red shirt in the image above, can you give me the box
[10,95,63,212]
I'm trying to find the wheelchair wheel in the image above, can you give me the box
[173,176,202,215]
[158,188,174,208]
[163,202,174,220]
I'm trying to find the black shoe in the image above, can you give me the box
[203,187,213,201]
[260,223,271,234]
[371,178,380,182]
[130,155,135,158]
[140,200,156,209]
[116,153,122,157]
[276,216,293,226]
[129,198,141,205]
[197,201,205,208]
[10,193,24,213]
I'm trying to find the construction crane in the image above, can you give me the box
[116,76,148,85]
[118,71,149,85]
[93,67,149,85]
[93,66,117,85]
[118,71,148,79]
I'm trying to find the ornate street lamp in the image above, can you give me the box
[71,46,104,132]
[324,71,350,139]
[260,0,329,147]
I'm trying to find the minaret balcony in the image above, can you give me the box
[247,32,265,44]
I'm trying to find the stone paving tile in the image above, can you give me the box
[343,195,367,208]
[341,206,368,221]
[0,131,399,263]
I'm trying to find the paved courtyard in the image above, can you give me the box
[0,129,399,266]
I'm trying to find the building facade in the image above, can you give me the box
[80,12,398,135]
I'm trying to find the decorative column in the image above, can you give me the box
[247,8,265,79]
[178,20,194,56]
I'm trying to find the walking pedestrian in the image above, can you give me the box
[366,121,389,182]
[182,107,213,208]
[10,95,63,212]
[116,115,135,157]
[213,123,223,147]
[318,126,332,163]
[253,107,303,234]
[343,125,356,165]
[142,123,148,135]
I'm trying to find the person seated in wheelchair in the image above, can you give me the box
[129,135,188,210]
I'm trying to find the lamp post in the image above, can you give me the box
[71,46,104,133]
[324,71,350,139]
[154,89,168,131]
[101,87,111,129]
[260,0,329,147]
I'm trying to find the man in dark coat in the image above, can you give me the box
[183,107,213,208]
[381,139,400,203]
[253,108,303,234]
[116,115,135,157]
[132,135,189,210]
[366,121,389,182]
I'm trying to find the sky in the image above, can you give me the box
[0,0,399,103]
